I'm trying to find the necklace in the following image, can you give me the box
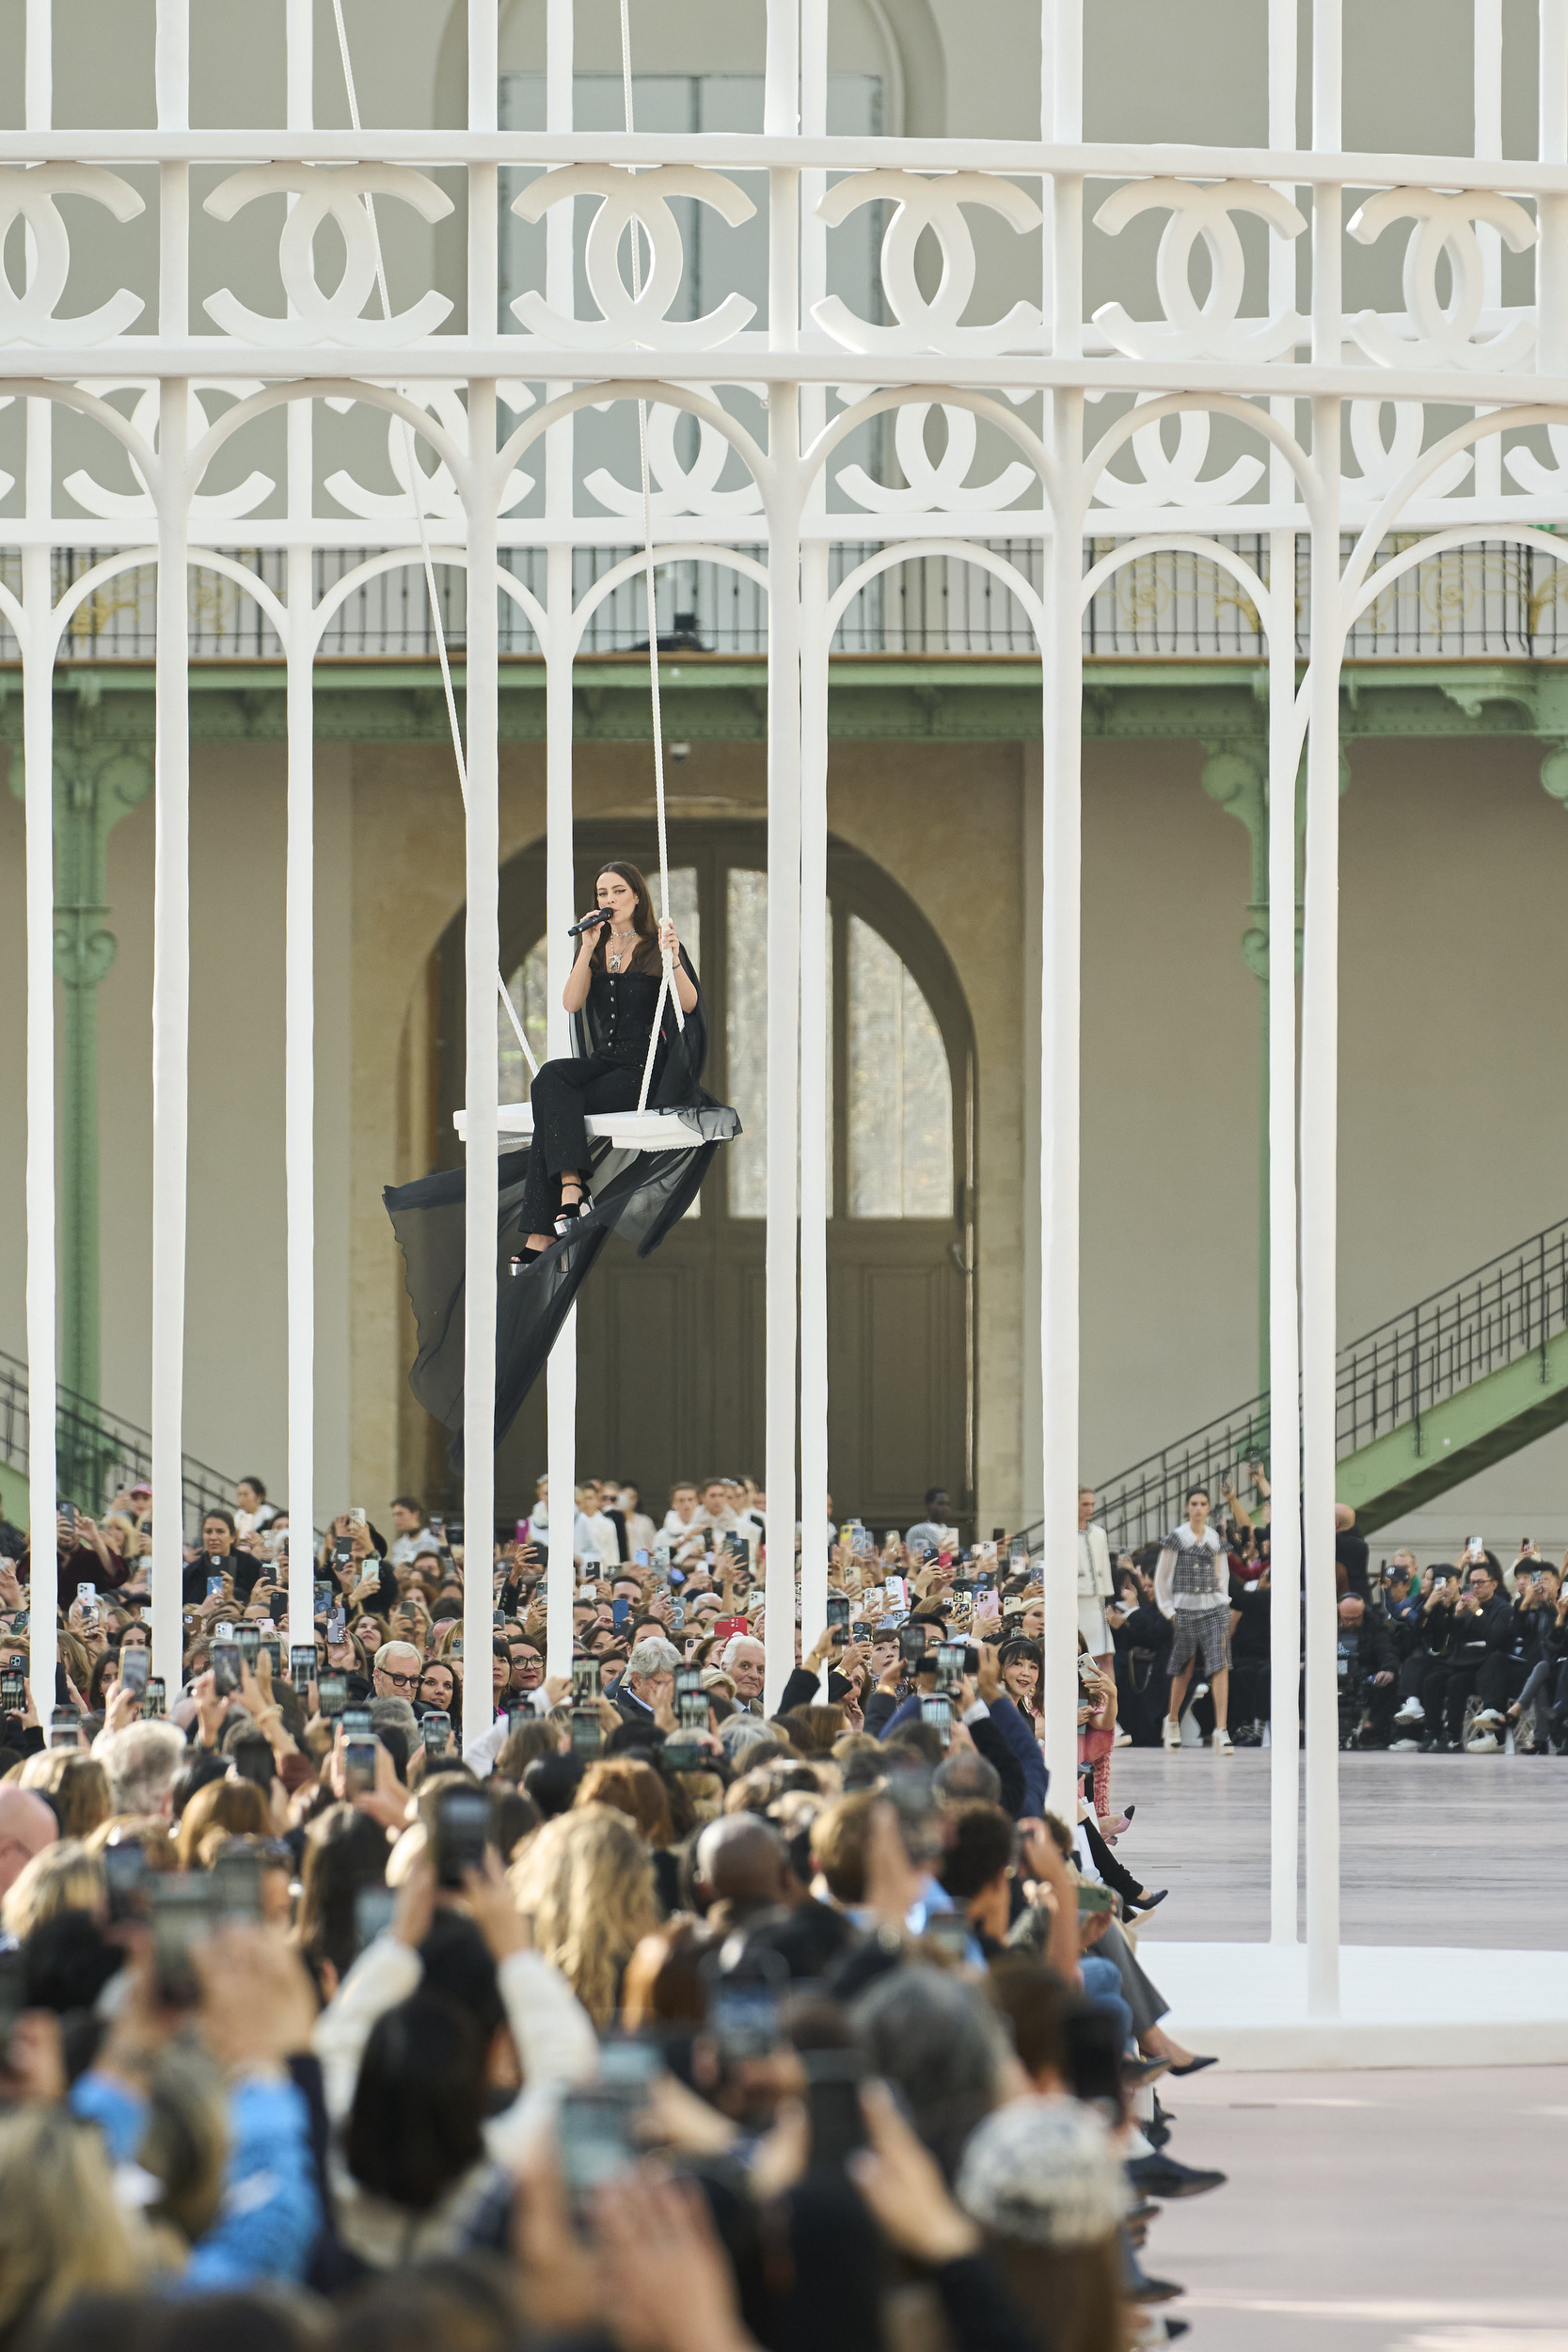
[607,926,637,972]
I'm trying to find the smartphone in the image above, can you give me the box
[804,2048,868,2170]
[343,1736,378,1796]
[314,1581,333,1617]
[1077,1652,1103,1688]
[493,1610,507,1630]
[923,1910,972,1961]
[151,1874,214,2006]
[451,1637,464,1661]
[430,1785,490,1889]
[826,1596,850,1639]
[669,1599,687,1631]
[236,1626,261,1667]
[898,1624,927,1668]
[920,1694,952,1745]
[935,1643,965,1694]
[212,1641,241,1697]
[611,1597,631,1629]
[212,1846,263,1921]
[708,1977,782,2061]
[120,1645,150,1696]
[143,1677,166,1718]
[354,1883,397,1953]
[206,1574,225,1601]
[103,1839,149,1925]
[76,1581,96,1603]
[713,1615,748,1641]
[1466,1537,1484,1562]
[48,1707,79,1749]
[318,1673,347,1719]
[1077,1882,1115,1915]
[570,1706,603,1756]
[333,1538,354,1566]
[420,1709,452,1760]
[341,1706,372,1737]
[745,1587,767,1614]
[291,1644,316,1692]
[678,1691,708,1734]
[327,1607,346,1644]
[571,1660,598,1706]
[0,1672,24,1713]
[558,2086,635,2222]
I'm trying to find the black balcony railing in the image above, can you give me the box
[0,1349,236,1540]
[1037,1216,1568,1558]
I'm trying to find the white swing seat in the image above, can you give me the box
[452,1103,722,1151]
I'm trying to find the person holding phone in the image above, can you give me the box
[1155,1486,1233,1753]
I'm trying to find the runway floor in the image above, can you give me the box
[1107,1749,1568,2347]
[1103,1747,1568,1948]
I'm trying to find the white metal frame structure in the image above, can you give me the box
[20,0,1568,2026]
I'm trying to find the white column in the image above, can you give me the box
[24,545,57,1711]
[797,0,829,1682]
[1472,0,1503,501]
[462,383,501,1751]
[1037,9,1085,1807]
[283,0,314,1656]
[1302,8,1343,2002]
[150,385,190,1690]
[764,466,802,1709]
[764,0,799,136]
[1540,3,1568,391]
[1266,0,1302,1948]
[543,0,578,1683]
[1266,532,1302,1944]
[799,550,830,1677]
[22,12,55,1714]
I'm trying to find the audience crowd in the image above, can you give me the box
[0,1470,1234,2352]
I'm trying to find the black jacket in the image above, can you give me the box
[1450,1593,1513,1661]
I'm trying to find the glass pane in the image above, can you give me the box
[727,868,768,1216]
[847,915,953,1217]
[499,942,550,1104]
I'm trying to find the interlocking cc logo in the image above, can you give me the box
[1093,179,1306,362]
[0,165,144,344]
[812,172,1041,357]
[203,165,455,345]
[512,167,756,350]
[1347,187,1536,371]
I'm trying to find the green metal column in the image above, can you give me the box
[10,706,152,1409]
[1200,746,1271,1391]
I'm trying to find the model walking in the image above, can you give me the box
[1156,1484,1233,1753]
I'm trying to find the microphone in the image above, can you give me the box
[567,909,612,936]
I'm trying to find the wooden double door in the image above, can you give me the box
[433,821,976,1534]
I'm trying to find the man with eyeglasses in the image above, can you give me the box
[372,1640,422,1699]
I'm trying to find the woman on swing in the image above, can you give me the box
[515,861,698,1269]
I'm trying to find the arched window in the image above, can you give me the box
[443,822,974,1532]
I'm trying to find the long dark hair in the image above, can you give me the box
[588,860,661,974]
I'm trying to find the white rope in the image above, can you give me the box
[330,0,538,1082]
[619,0,686,1117]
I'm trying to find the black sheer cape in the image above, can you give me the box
[385,947,738,1458]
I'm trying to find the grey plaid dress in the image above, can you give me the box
[1162,1529,1230,1676]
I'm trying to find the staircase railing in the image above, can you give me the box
[0,1348,237,1540]
[1042,1216,1568,1558]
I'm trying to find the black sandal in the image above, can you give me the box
[510,1238,553,1276]
[554,1183,593,1237]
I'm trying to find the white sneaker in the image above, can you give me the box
[1465,1730,1501,1754]
[1392,1699,1424,1724]
[1114,1731,1132,1748]
[1212,1727,1233,1754]
[1161,1718,1181,1750]
[1471,1708,1506,1729]
[1388,1737,1421,1751]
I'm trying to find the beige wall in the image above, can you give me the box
[7,719,1568,1549]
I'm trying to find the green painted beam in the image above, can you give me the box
[1337,1330,1568,1534]
[7,654,1568,750]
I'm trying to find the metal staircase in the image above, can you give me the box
[1088,1217,1568,1554]
[0,1347,236,1537]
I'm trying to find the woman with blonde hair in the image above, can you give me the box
[20,1751,111,1841]
[508,1802,660,2029]
[1,1837,106,1940]
[0,2105,146,2339]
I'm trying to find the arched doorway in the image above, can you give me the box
[432,821,976,1533]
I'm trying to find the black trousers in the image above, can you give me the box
[518,1052,647,1232]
